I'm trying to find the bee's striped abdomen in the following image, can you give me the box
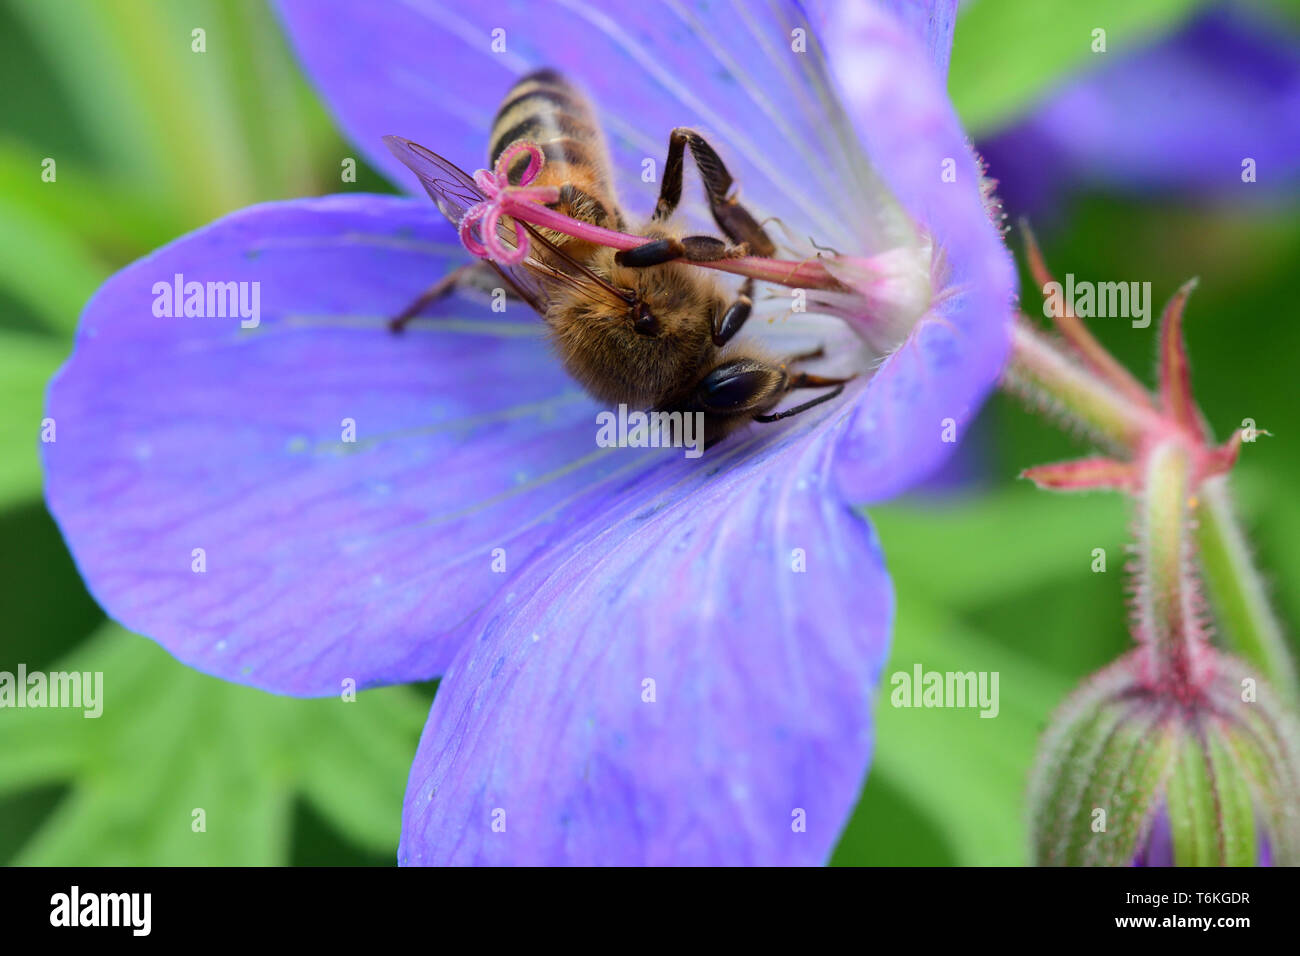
[490,69,622,243]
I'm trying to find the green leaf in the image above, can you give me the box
[0,196,108,338]
[294,682,435,852]
[6,0,339,227]
[0,623,429,864]
[0,332,66,508]
[0,141,182,269]
[858,597,1071,865]
[950,0,1208,135]
[869,486,1128,609]
[836,490,1124,865]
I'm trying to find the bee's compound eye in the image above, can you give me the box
[633,303,660,336]
[697,358,781,412]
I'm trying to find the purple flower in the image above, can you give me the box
[981,4,1300,218]
[41,0,1012,864]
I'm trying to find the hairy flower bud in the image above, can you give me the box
[1029,649,1300,866]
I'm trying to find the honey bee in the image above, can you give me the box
[385,68,847,447]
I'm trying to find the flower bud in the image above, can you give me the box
[1029,650,1300,866]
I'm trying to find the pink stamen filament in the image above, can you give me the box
[459,143,561,266]
[500,196,848,291]
[461,155,849,294]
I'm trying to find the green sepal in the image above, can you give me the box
[1030,651,1300,866]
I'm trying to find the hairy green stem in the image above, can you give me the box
[1196,476,1298,703]
[1004,323,1160,451]
[1139,441,1203,689]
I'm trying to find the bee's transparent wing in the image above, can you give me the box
[383,136,632,315]
[384,135,483,227]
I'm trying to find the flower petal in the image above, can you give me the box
[43,194,630,695]
[274,0,884,252]
[399,417,893,865]
[816,3,1016,500]
[811,0,958,81]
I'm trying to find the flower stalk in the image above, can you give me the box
[1006,321,1159,453]
[1136,439,1209,695]
[1196,476,1299,702]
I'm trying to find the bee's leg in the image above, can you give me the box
[652,127,776,257]
[785,371,853,391]
[752,382,848,423]
[389,262,496,333]
[751,368,854,423]
[615,235,748,268]
[717,280,839,350]
[783,346,825,365]
[713,277,755,347]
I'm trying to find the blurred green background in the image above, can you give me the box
[1,0,1297,865]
